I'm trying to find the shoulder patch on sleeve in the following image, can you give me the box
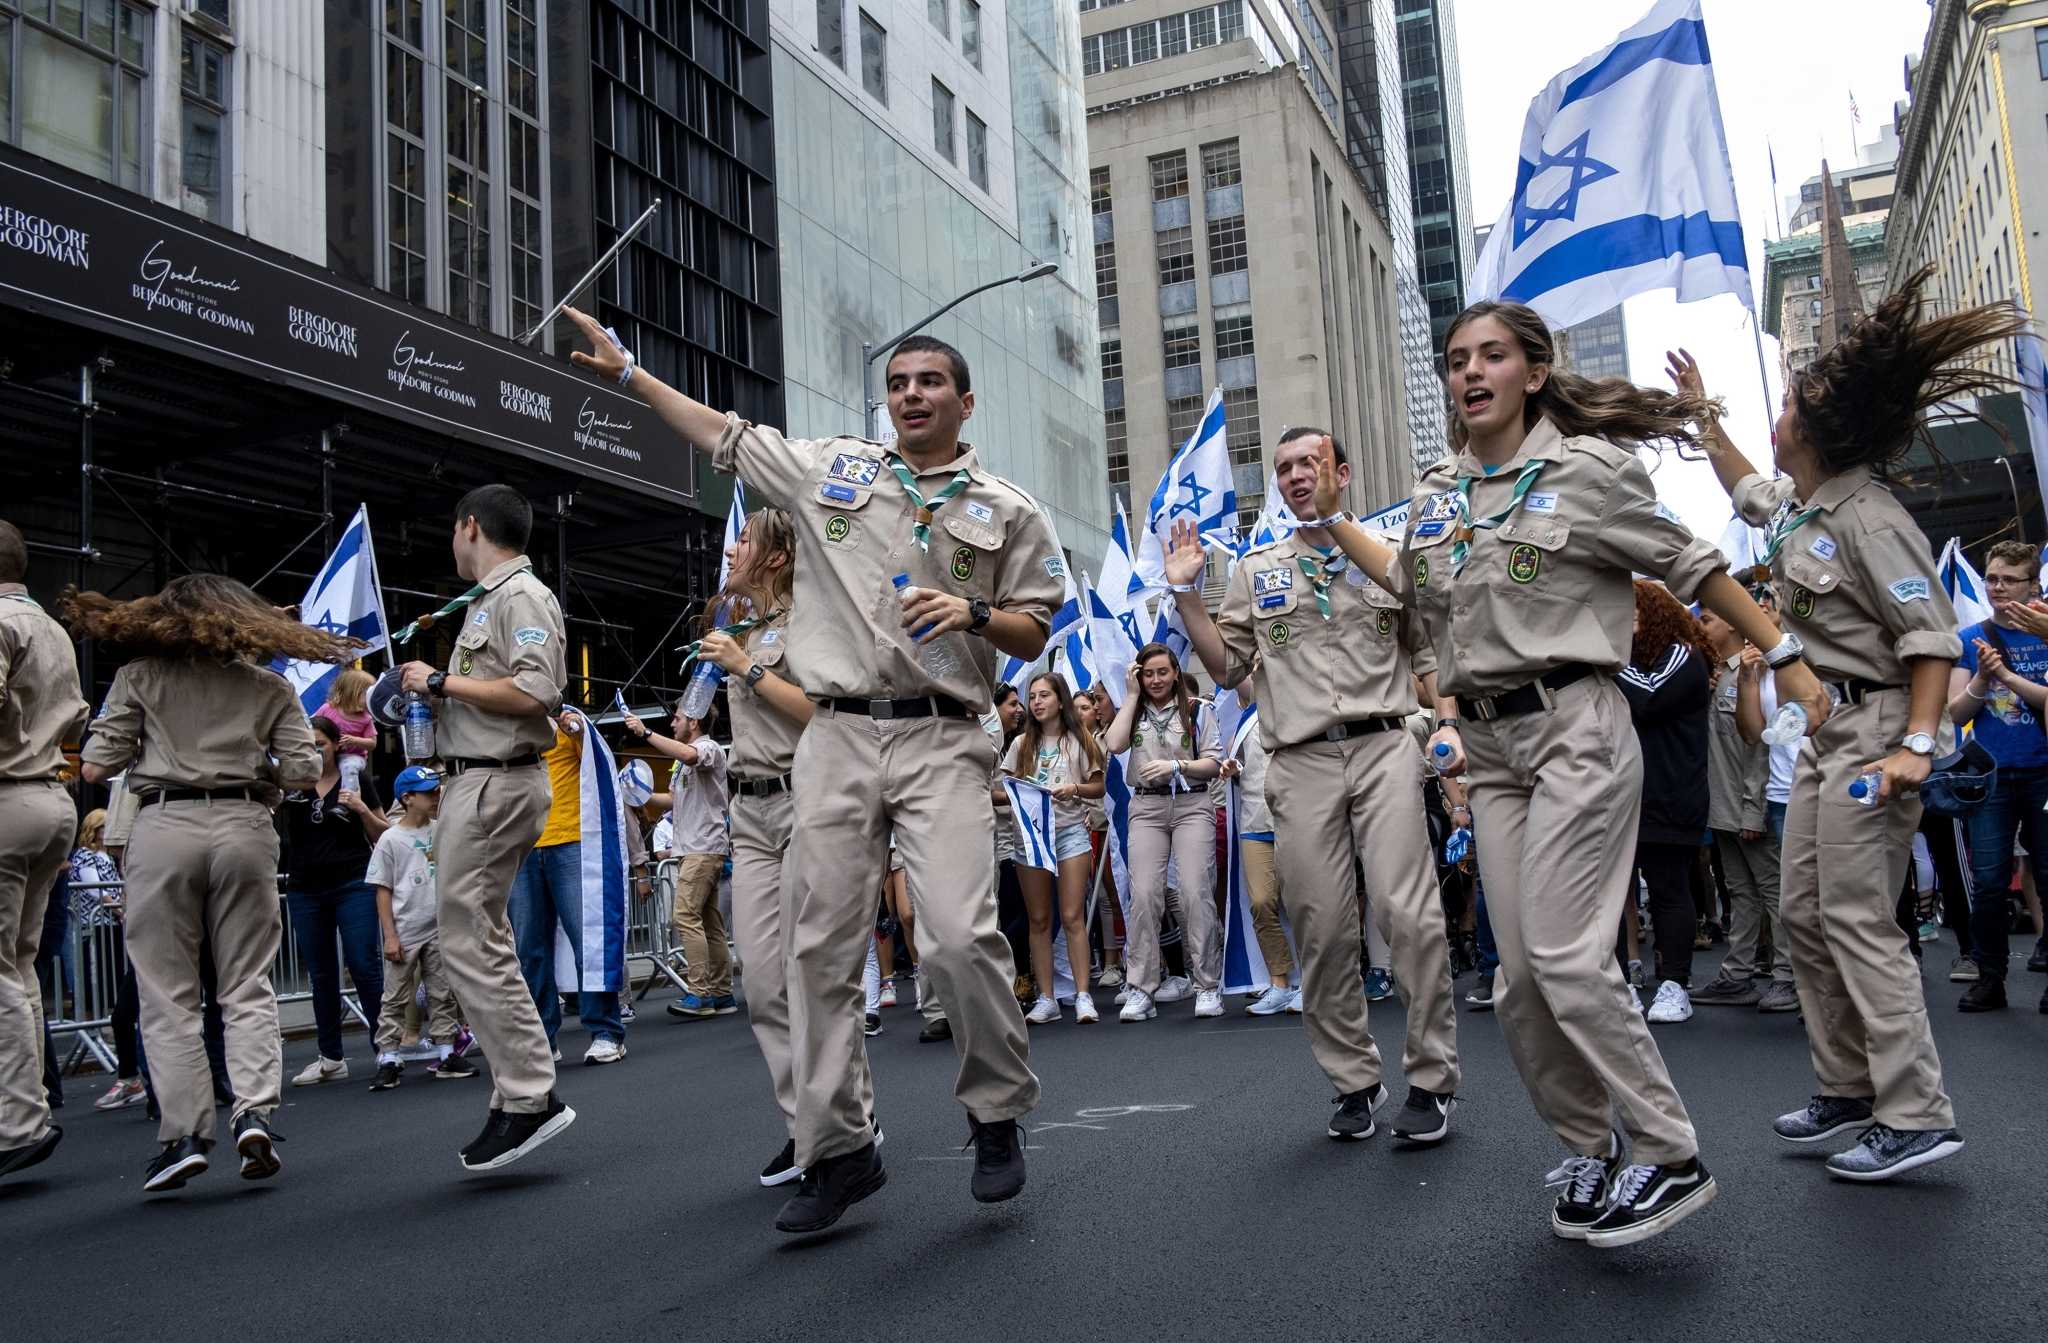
[514,626,552,646]
[1654,502,1682,524]
[1888,577,1931,604]
[1043,555,1068,581]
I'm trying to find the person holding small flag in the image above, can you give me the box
[1001,673,1106,1025]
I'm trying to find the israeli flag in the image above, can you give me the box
[1103,752,1134,917]
[996,653,1036,694]
[1083,572,1144,709]
[1468,0,1751,330]
[1219,702,1283,996]
[1718,511,1770,579]
[1003,777,1061,873]
[2021,327,2048,533]
[717,479,748,592]
[1150,598,1193,665]
[568,709,630,992]
[1938,538,1995,629]
[1134,389,1238,587]
[278,505,389,714]
[1101,497,1149,606]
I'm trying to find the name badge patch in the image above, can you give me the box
[826,453,880,486]
[514,627,551,647]
[1889,576,1931,604]
[1810,536,1838,561]
[965,501,995,525]
[821,482,858,504]
[1654,502,1682,524]
[1414,519,1449,539]
[1524,491,1558,514]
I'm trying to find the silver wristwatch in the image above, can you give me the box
[1902,731,1937,758]
[1762,632,1806,669]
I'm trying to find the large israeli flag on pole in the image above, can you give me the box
[716,479,747,592]
[1082,572,1143,709]
[2020,327,2048,533]
[1937,538,1995,629]
[1468,0,1750,330]
[278,505,389,714]
[1134,388,1237,587]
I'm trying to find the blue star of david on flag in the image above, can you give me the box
[1511,131,1620,246]
[1134,388,1235,589]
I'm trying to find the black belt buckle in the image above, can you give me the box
[867,698,908,721]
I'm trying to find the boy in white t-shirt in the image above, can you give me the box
[368,767,468,1090]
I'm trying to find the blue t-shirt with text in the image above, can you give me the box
[1959,620,2048,768]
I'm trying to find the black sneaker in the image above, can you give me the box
[1389,1086,1455,1144]
[233,1111,283,1181]
[1824,1123,1965,1181]
[370,1061,404,1091]
[432,1053,479,1080]
[143,1136,209,1193]
[1548,1131,1626,1241]
[1772,1094,1875,1144]
[760,1138,802,1188]
[1464,975,1494,1012]
[1585,1157,1717,1247]
[919,1017,953,1043]
[458,1092,577,1172]
[0,1125,62,1180]
[1326,1082,1387,1141]
[1957,977,2007,1012]
[863,1011,883,1037]
[967,1117,1027,1202]
[2027,939,2047,974]
[774,1141,885,1233]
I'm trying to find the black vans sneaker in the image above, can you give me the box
[458,1092,577,1171]
[432,1053,479,1080]
[1547,1130,1625,1240]
[1389,1086,1455,1144]
[0,1124,62,1180]
[143,1136,210,1193]
[1585,1157,1717,1247]
[370,1061,403,1091]
[774,1142,885,1233]
[760,1138,802,1188]
[1772,1094,1874,1144]
[232,1111,283,1181]
[1326,1083,1387,1141]
[968,1117,1027,1202]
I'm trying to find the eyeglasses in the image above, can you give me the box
[1984,575,2033,588]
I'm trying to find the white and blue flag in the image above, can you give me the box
[1937,537,1995,629]
[2020,326,2048,534]
[1134,388,1238,587]
[1003,777,1061,874]
[1468,0,1750,330]
[717,479,748,592]
[278,505,389,714]
[1101,496,1149,609]
[1083,571,1144,709]
[567,709,630,992]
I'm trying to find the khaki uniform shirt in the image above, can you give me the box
[1733,469,1963,683]
[1125,701,1222,784]
[669,737,730,856]
[81,657,318,798]
[713,416,1065,714]
[439,555,566,759]
[1706,656,1769,833]
[0,586,87,779]
[1217,533,1437,750]
[729,609,804,780]
[1388,417,1726,697]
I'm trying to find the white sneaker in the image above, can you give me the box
[1025,996,1060,1024]
[551,1045,564,1062]
[1119,988,1157,1022]
[1246,985,1294,1016]
[1154,975,1193,1004]
[1286,987,1304,1014]
[1629,984,1644,1013]
[395,1039,441,1063]
[1098,965,1125,989]
[1194,989,1224,1018]
[879,979,898,1008]
[291,1056,347,1087]
[1646,980,1693,1024]
[1114,985,1133,1005]
[914,976,926,1012]
[1074,992,1100,1024]
[583,1038,626,1065]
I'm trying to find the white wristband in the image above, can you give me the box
[1165,582,1200,593]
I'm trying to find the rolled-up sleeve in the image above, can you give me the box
[712,414,821,509]
[1195,707,1223,765]
[992,508,1064,641]
[498,587,566,714]
[1401,605,1438,679]
[1732,472,1794,529]
[1860,524,1965,663]
[1593,457,1726,602]
[1214,560,1260,689]
[262,682,320,787]
[80,667,141,774]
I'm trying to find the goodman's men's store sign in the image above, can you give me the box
[0,149,688,502]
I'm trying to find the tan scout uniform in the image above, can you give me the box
[1734,468,1959,1129]
[0,587,88,1152]
[1233,718,1292,984]
[715,415,1059,1167]
[435,554,566,1117]
[1707,655,1788,985]
[1121,701,1224,995]
[1214,534,1459,1098]
[81,658,316,1145]
[1389,418,1723,1165]
[725,610,876,1134]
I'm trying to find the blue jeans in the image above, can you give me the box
[286,880,385,1061]
[1766,800,1787,843]
[508,841,623,1045]
[1961,764,2048,977]
[1474,883,1499,977]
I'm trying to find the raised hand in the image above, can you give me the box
[564,306,628,382]
[1163,518,1207,588]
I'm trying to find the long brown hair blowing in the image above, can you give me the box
[1630,579,1711,669]
[1792,266,2027,475]
[63,573,362,664]
[1133,642,1200,752]
[712,506,796,627]
[1015,674,1106,781]
[1444,300,1721,450]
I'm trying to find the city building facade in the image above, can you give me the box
[1763,220,1890,384]
[1394,0,1474,360]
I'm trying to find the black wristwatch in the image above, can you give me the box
[966,597,993,634]
[744,663,767,688]
[426,671,447,697]
[1434,716,1460,733]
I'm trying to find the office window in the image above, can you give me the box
[859,10,886,102]
[1105,408,1129,502]
[505,0,545,337]
[1150,150,1188,201]
[1207,213,1246,273]
[932,78,955,162]
[444,0,487,87]
[2037,26,2047,78]
[1166,394,1205,447]
[1101,338,1122,381]
[1159,13,1187,58]
[1131,21,1157,65]
[10,1,153,192]
[1201,139,1241,190]
[1215,315,1255,361]
[192,0,231,23]
[179,31,229,224]
[1099,27,1128,71]
[1091,164,1112,216]
[1189,6,1217,48]
[817,0,845,67]
[963,0,981,68]
[1156,226,1194,286]
[1217,0,1245,42]
[1223,387,1261,458]
[1809,298,1822,317]
[965,110,988,190]
[929,0,949,38]
[1095,237,1118,301]
[1163,319,1201,370]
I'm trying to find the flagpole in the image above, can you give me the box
[1748,311,1777,450]
[358,504,398,670]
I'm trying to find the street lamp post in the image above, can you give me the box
[859,261,1059,438]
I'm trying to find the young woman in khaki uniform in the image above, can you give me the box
[70,575,345,1194]
[1312,303,1826,1248]
[1676,271,2025,1182]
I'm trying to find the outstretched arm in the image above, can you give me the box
[565,306,729,452]
[1666,349,1765,499]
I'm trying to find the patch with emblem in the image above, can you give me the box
[760,629,782,645]
[827,453,881,487]
[1810,536,1838,561]
[458,649,473,675]
[1414,519,1449,539]
[1423,490,1462,522]
[1654,502,1682,524]
[1507,544,1541,584]
[1268,621,1291,648]
[1888,576,1931,604]
[514,627,551,647]
[471,609,490,626]
[1414,554,1430,588]
[1252,568,1293,595]
[1375,609,1395,636]
[824,515,853,544]
[1525,491,1559,514]
[1044,555,1067,581]
[821,482,858,504]
[951,545,977,582]
[1791,586,1815,618]
[965,501,995,525]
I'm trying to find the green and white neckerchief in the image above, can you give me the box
[389,582,488,646]
[1296,549,1348,620]
[674,607,786,671]
[1143,703,1187,748]
[885,454,974,552]
[0,592,42,609]
[1449,459,1547,575]
[1759,499,1823,566]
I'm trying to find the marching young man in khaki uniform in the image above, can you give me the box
[566,308,1059,1234]
[1166,429,1462,1146]
[0,521,89,1182]
[398,484,574,1171]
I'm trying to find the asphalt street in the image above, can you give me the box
[10,950,2046,1343]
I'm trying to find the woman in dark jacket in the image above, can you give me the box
[1616,579,1712,1023]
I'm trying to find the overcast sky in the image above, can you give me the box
[1451,0,1936,539]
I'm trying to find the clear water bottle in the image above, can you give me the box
[1430,741,1457,775]
[680,659,724,720]
[893,573,961,681]
[1848,769,1882,807]
[401,692,435,761]
[1760,702,1808,747]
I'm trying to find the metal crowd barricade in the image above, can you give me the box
[625,856,693,1000]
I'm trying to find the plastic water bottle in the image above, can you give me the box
[680,660,724,720]
[1760,702,1808,747]
[401,692,435,761]
[1848,770,1882,807]
[1430,741,1457,775]
[893,573,961,681]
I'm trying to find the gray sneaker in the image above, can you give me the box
[1755,981,1800,1014]
[1947,955,1979,983]
[1772,1094,1874,1144]
[1825,1124,1964,1181]
[1689,975,1761,1006]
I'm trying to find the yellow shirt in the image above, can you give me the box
[537,724,582,848]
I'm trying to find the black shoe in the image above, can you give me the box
[1585,1157,1717,1247]
[863,1012,883,1037]
[1548,1131,1626,1240]
[918,1017,953,1043]
[1773,1093,1875,1144]
[760,1138,803,1188]
[1464,975,1495,1011]
[370,1061,404,1091]
[458,1092,577,1172]
[774,1142,885,1232]
[432,1053,479,1080]
[233,1111,283,1181]
[143,1136,209,1193]
[967,1117,1027,1203]
[1957,977,2007,1012]
[0,1125,62,1180]
[1389,1086,1455,1144]
[2027,939,2047,974]
[1326,1082,1387,1141]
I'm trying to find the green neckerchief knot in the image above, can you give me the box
[675,608,786,672]
[1760,501,1824,565]
[389,581,488,646]
[885,454,974,552]
[1450,459,1547,575]
[1296,553,1345,621]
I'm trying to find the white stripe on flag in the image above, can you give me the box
[1003,777,1060,873]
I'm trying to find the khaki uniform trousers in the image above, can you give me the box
[672,853,733,997]
[435,767,555,1115]
[1266,732,1459,1096]
[787,709,1037,1167]
[729,789,874,1136]
[1462,677,1698,1165]
[0,781,73,1149]
[1239,837,1293,983]
[1713,829,1791,983]
[373,939,460,1055]
[1782,691,1954,1129]
[123,797,284,1145]
[1125,792,1221,993]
